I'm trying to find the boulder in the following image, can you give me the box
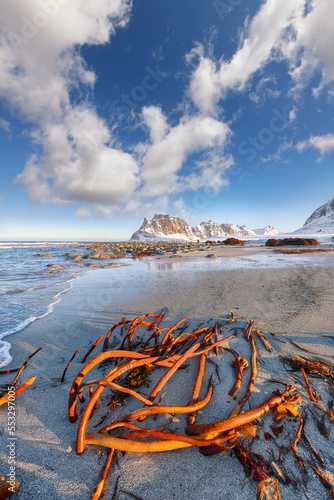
[98,253,116,259]
[266,238,319,247]
[224,238,246,245]
[265,239,282,247]
[281,238,319,246]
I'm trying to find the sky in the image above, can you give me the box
[0,0,334,240]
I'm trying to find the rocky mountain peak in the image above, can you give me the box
[130,214,279,241]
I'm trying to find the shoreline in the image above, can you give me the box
[1,256,334,498]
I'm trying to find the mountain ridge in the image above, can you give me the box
[297,198,334,233]
[130,214,279,241]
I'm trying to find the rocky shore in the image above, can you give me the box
[32,239,334,274]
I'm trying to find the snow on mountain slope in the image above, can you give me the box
[297,198,334,234]
[192,221,227,239]
[244,226,280,236]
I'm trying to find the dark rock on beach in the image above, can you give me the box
[266,238,320,247]
[265,239,282,247]
[224,238,246,245]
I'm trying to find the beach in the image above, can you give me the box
[1,248,334,499]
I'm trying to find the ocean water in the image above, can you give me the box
[0,241,91,367]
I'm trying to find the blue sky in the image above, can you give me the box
[0,0,334,240]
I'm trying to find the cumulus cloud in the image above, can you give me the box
[281,0,334,96]
[123,195,169,218]
[187,0,334,113]
[187,0,305,113]
[186,44,221,115]
[6,0,333,220]
[1,1,237,218]
[139,110,232,197]
[0,0,138,212]
[297,133,334,160]
[141,106,170,143]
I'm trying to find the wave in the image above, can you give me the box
[0,241,80,250]
[0,276,80,368]
[1,276,83,296]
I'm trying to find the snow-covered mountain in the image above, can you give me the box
[130,214,279,241]
[297,198,334,233]
[245,225,280,236]
[192,221,228,239]
[131,214,194,241]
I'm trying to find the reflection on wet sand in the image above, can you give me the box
[146,252,334,273]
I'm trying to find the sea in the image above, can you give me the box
[0,241,93,368]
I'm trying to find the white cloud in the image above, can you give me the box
[124,195,169,218]
[296,133,334,160]
[140,113,232,198]
[7,0,333,221]
[281,0,334,96]
[1,1,235,218]
[187,0,334,113]
[186,43,221,115]
[217,0,303,94]
[0,0,138,212]
[0,194,5,201]
[187,0,305,113]
[141,106,170,143]
[0,117,10,131]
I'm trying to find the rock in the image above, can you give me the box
[266,238,319,247]
[99,253,116,259]
[224,238,246,245]
[83,253,98,259]
[281,238,319,246]
[47,265,62,271]
[65,253,83,260]
[265,239,282,247]
[206,254,217,258]
[102,263,121,269]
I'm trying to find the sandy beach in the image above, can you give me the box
[1,249,334,499]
